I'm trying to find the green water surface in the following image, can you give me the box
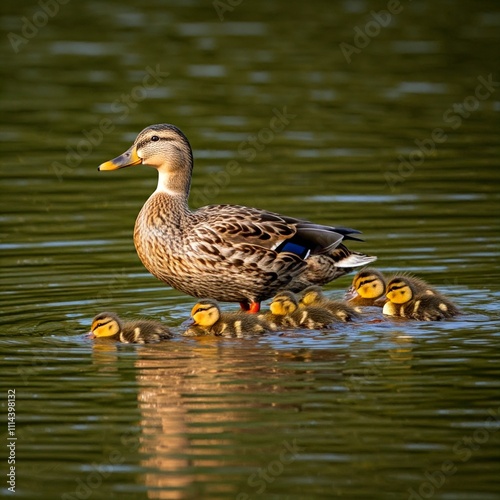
[1,1,500,499]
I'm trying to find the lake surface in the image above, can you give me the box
[1,0,500,499]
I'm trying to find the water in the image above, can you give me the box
[1,0,500,498]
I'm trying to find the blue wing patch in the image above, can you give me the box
[276,241,311,259]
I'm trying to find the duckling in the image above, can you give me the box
[263,291,336,330]
[383,277,459,321]
[298,286,359,322]
[392,273,439,296]
[344,268,387,307]
[90,312,173,343]
[259,291,302,330]
[183,299,271,337]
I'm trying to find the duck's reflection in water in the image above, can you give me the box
[135,339,257,499]
[90,325,415,499]
[133,336,349,499]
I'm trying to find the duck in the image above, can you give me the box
[183,299,271,337]
[90,312,173,343]
[382,277,459,321]
[98,124,376,313]
[344,268,387,307]
[262,291,336,330]
[298,285,359,322]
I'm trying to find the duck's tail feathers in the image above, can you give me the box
[295,224,364,252]
[335,252,377,268]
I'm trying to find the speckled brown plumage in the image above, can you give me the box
[99,124,376,308]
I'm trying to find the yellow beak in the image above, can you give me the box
[98,144,141,171]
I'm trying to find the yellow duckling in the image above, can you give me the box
[393,274,439,296]
[383,277,459,321]
[263,291,336,330]
[90,312,173,343]
[344,268,387,306]
[184,299,271,337]
[298,286,359,322]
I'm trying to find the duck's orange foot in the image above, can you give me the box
[239,301,261,314]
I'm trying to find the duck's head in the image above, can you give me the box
[385,277,414,304]
[98,124,193,186]
[299,286,325,307]
[270,291,299,316]
[90,312,121,338]
[190,299,221,327]
[345,268,386,301]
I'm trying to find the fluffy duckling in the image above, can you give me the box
[263,291,336,330]
[184,299,271,337]
[298,286,359,322]
[90,312,173,343]
[393,274,439,296]
[344,268,387,307]
[383,277,459,321]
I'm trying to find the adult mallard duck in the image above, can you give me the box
[298,285,359,321]
[90,312,173,343]
[183,299,271,337]
[383,277,459,321]
[98,124,376,312]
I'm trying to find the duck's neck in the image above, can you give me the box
[155,169,191,202]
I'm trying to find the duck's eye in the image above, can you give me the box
[151,135,160,142]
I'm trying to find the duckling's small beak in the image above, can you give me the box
[180,318,196,328]
[98,145,141,171]
[344,286,358,301]
[373,295,388,307]
[88,331,95,339]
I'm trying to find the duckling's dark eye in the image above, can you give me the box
[151,135,160,142]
